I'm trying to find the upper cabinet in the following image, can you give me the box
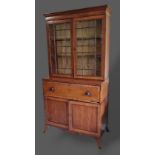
[44,5,111,80]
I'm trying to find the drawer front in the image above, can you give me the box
[43,81,100,102]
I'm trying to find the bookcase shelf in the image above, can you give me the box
[55,37,101,41]
[57,52,101,57]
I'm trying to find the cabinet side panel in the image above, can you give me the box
[104,14,110,80]
[100,81,109,102]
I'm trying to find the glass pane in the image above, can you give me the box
[50,22,71,75]
[76,19,102,76]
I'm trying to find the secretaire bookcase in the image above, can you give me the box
[42,5,111,148]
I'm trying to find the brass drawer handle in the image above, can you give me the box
[49,87,55,92]
[84,91,91,96]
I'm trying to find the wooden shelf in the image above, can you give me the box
[77,52,101,56]
[55,26,100,31]
[56,38,71,41]
[57,45,99,47]
[76,26,100,29]
[55,28,71,31]
[57,53,71,56]
[55,37,101,41]
[56,52,101,57]
[77,37,102,40]
[57,45,71,47]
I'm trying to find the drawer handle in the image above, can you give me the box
[49,87,55,92]
[84,91,91,96]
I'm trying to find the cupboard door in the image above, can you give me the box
[48,20,72,76]
[45,97,68,129]
[69,101,100,136]
[75,18,103,78]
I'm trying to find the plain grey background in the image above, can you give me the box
[36,0,120,154]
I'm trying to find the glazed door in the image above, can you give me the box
[74,16,104,79]
[45,97,68,129]
[68,101,100,136]
[47,19,73,77]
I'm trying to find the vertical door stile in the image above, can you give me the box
[101,16,106,80]
[68,101,72,130]
[46,24,52,77]
[94,20,97,76]
[71,18,76,77]
[53,24,57,74]
[97,104,101,135]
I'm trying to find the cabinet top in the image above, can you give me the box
[44,5,111,19]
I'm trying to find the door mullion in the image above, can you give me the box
[71,18,76,77]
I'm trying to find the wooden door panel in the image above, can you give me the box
[45,97,68,128]
[72,104,97,132]
[69,101,100,136]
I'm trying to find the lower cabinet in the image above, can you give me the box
[45,97,101,137]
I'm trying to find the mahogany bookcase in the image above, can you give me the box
[42,5,111,149]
